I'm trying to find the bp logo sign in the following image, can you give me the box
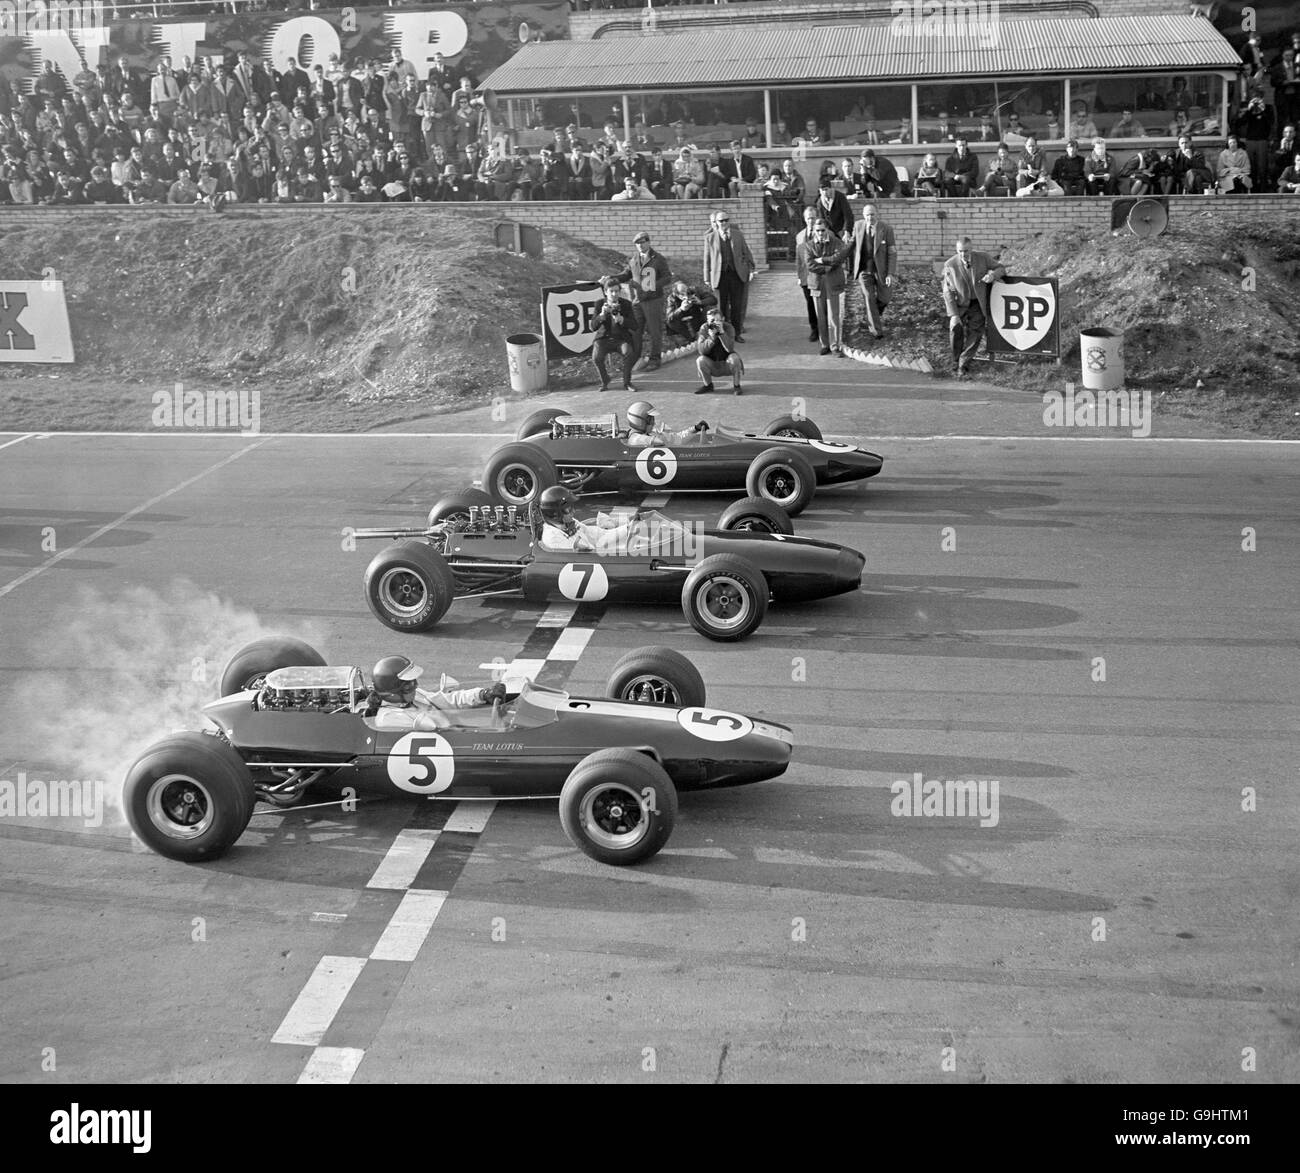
[541,281,604,359]
[986,277,1059,358]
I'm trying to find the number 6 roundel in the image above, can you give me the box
[676,707,754,741]
[635,446,677,486]
[387,731,456,793]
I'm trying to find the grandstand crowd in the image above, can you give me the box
[2,28,1299,207]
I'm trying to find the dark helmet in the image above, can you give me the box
[627,400,656,434]
[539,485,578,527]
[372,654,422,703]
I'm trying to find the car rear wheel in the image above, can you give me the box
[762,415,823,441]
[559,748,677,866]
[124,732,255,862]
[427,488,495,527]
[364,541,455,632]
[219,637,326,696]
[681,553,768,641]
[483,442,559,508]
[515,408,570,441]
[715,496,795,535]
[745,447,816,517]
[605,646,706,707]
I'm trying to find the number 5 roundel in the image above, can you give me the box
[387,731,456,794]
[635,446,677,486]
[676,707,754,741]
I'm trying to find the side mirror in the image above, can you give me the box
[439,672,460,691]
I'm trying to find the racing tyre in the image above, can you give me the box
[364,541,456,632]
[220,637,325,696]
[715,496,795,535]
[681,553,768,642]
[762,415,823,441]
[559,748,677,866]
[483,442,559,508]
[605,646,706,708]
[515,408,570,441]
[427,488,495,527]
[124,732,255,862]
[745,446,816,517]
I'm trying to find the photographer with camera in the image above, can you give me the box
[695,306,744,396]
[665,280,716,344]
[591,276,639,394]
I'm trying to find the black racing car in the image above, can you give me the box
[353,494,864,642]
[478,407,884,517]
[123,637,792,866]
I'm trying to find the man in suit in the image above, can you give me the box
[942,236,1006,377]
[943,137,980,197]
[703,210,755,342]
[812,175,854,238]
[846,202,897,340]
[611,230,673,370]
[799,218,852,355]
[793,205,822,342]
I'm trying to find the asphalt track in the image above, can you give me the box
[0,411,1296,1083]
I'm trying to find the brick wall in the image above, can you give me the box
[478,190,767,277]
[5,194,1293,275]
[569,0,1187,40]
[842,194,1300,264]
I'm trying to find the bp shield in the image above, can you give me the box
[541,281,604,358]
[986,277,1059,357]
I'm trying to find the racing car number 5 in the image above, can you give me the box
[387,731,456,794]
[676,706,754,742]
[635,447,677,486]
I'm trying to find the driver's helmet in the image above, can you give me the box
[627,400,657,434]
[538,485,578,531]
[372,655,422,703]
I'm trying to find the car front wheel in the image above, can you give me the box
[559,749,677,866]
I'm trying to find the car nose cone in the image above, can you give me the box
[837,547,865,593]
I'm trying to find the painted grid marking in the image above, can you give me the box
[278,604,603,1083]
[369,889,449,962]
[367,828,441,891]
[297,1047,366,1085]
[271,955,367,1046]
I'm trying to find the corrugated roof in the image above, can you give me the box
[481,16,1240,94]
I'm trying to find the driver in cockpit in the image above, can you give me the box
[624,400,710,447]
[538,485,641,553]
[365,655,506,730]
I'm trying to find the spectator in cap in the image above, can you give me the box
[610,232,673,371]
[813,174,854,238]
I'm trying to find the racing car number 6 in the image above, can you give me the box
[635,447,677,486]
[388,731,456,794]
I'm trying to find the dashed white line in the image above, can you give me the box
[271,955,367,1046]
[536,602,578,627]
[369,889,449,963]
[442,802,497,835]
[367,828,441,891]
[297,1046,366,1085]
[548,626,596,662]
[0,439,265,600]
[503,657,547,681]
